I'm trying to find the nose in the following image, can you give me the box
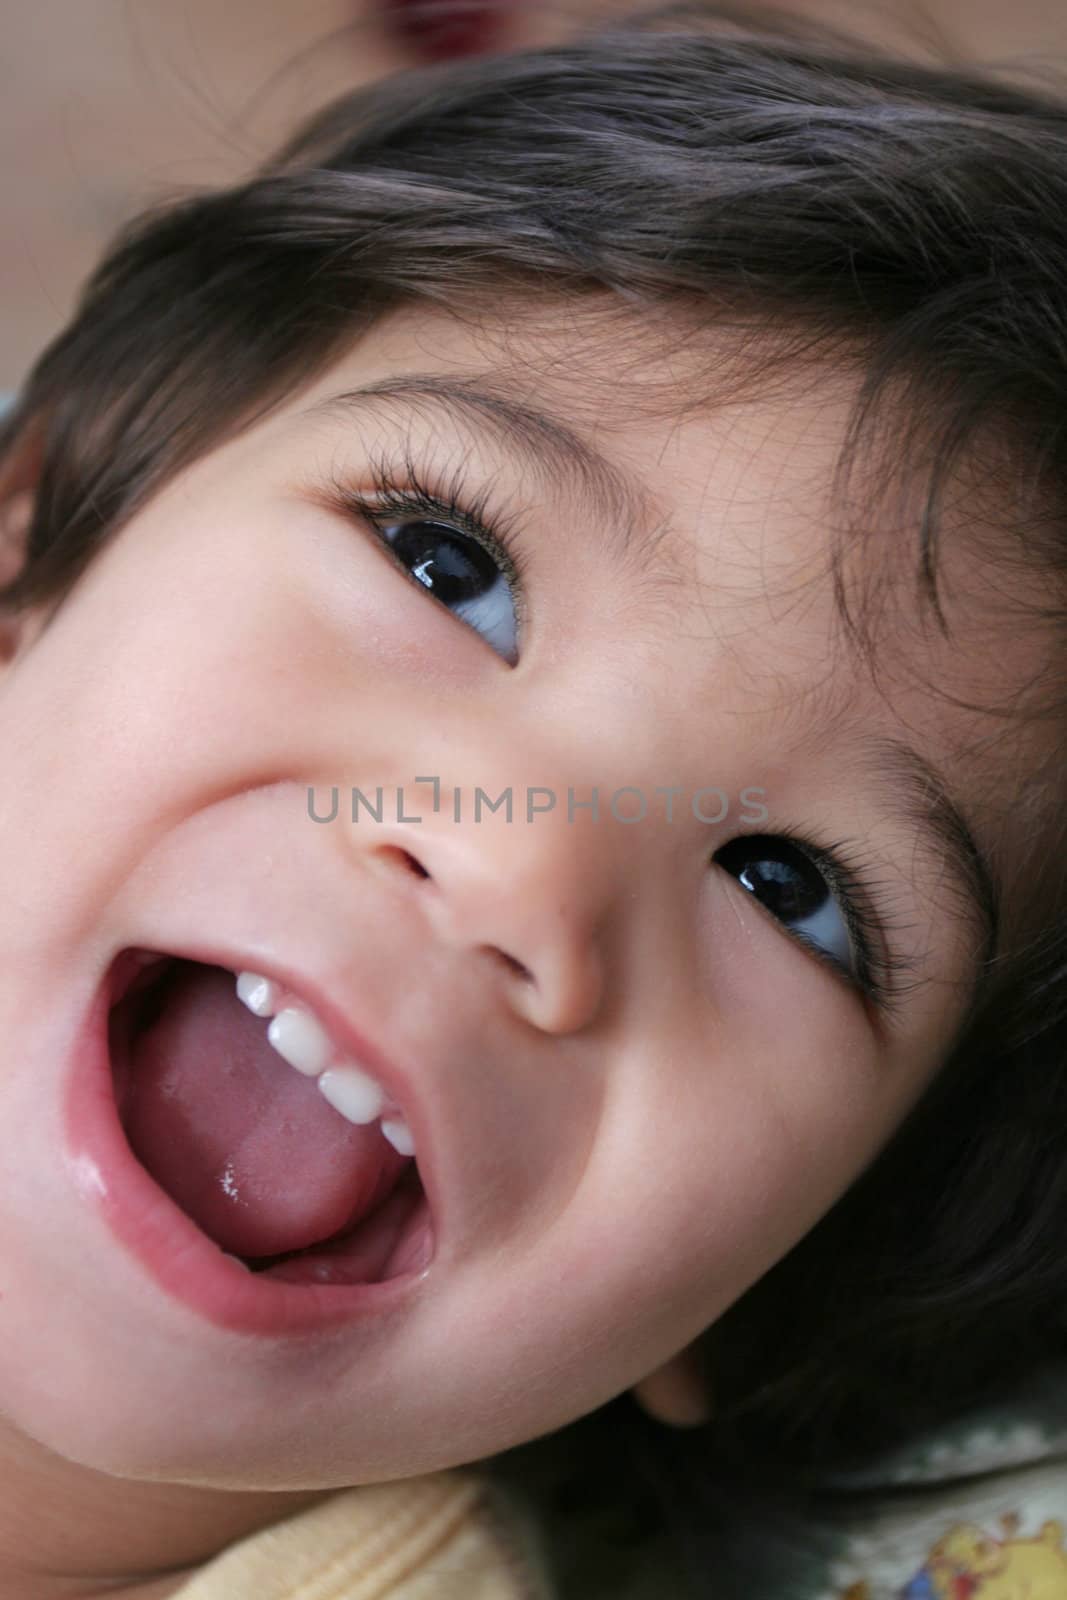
[358,795,610,1036]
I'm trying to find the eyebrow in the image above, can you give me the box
[302,374,664,572]
[303,374,1002,973]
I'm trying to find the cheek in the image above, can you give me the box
[702,870,882,1127]
[607,921,886,1323]
[657,1076,865,1312]
[557,1030,883,1375]
[24,488,451,776]
[0,499,327,910]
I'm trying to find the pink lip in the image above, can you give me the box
[62,949,438,1337]
[382,0,509,60]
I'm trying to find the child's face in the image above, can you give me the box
[0,297,1052,1488]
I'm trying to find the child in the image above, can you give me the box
[0,2,1065,1596]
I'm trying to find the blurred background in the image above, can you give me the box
[3,0,1067,395]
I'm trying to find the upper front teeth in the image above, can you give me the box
[236,971,411,1154]
[319,1065,385,1126]
[267,1007,334,1077]
[236,971,281,1017]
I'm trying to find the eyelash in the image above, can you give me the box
[765,825,924,1024]
[322,443,532,642]
[316,450,923,1024]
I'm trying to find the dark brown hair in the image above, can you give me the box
[3,4,1067,1593]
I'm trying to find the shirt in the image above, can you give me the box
[169,1467,556,1600]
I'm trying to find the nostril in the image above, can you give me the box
[491,948,534,985]
[377,845,431,881]
[369,847,533,983]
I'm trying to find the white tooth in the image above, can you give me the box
[380,1117,415,1157]
[318,1063,385,1125]
[266,1006,334,1077]
[236,971,281,1018]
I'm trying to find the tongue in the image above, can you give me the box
[117,962,410,1260]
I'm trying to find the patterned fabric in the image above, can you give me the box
[747,1359,1067,1599]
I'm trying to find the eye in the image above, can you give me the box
[714,833,860,987]
[373,512,519,664]
[322,458,526,666]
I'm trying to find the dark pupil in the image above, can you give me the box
[719,836,827,919]
[388,522,498,604]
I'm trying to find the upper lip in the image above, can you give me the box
[108,941,444,1248]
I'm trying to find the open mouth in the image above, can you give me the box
[104,950,432,1290]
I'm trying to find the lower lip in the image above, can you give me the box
[62,954,436,1337]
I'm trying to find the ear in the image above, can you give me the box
[0,487,50,666]
[0,418,51,666]
[630,1341,713,1429]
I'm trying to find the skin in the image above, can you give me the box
[0,294,1056,1598]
